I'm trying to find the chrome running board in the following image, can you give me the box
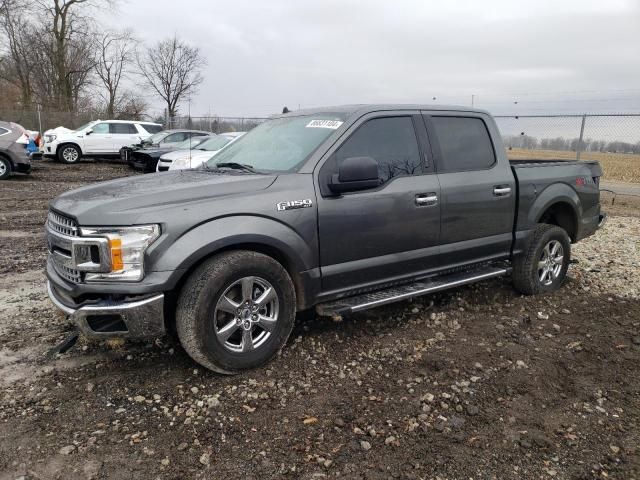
[316,266,509,318]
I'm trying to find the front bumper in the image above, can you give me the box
[47,281,166,339]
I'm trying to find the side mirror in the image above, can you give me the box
[329,156,380,194]
[85,129,93,136]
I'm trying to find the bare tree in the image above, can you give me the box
[35,0,109,110]
[94,29,134,116]
[137,35,205,118]
[0,0,36,106]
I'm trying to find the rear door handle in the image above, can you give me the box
[493,186,512,197]
[415,193,438,206]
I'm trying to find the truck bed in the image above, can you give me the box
[509,159,600,167]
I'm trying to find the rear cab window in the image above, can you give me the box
[429,116,495,172]
[139,124,163,134]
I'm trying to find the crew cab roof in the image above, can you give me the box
[274,104,491,119]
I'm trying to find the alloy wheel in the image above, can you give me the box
[538,240,564,286]
[213,276,279,353]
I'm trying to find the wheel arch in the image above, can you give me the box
[527,183,581,242]
[157,217,318,323]
[56,142,83,156]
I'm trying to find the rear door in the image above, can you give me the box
[316,112,441,293]
[110,122,140,150]
[423,112,516,266]
[83,122,112,153]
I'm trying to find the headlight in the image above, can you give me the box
[172,156,192,169]
[79,225,160,281]
[48,134,56,142]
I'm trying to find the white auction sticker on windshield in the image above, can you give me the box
[306,119,343,129]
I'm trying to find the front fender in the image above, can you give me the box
[151,215,317,279]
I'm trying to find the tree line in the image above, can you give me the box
[503,134,640,155]
[0,0,205,122]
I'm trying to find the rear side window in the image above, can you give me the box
[0,127,9,136]
[110,123,137,134]
[430,117,495,172]
[141,124,162,134]
[335,116,422,183]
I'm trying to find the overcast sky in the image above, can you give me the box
[106,0,640,118]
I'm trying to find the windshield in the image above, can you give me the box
[205,114,346,172]
[146,132,169,144]
[174,137,209,150]
[74,121,96,132]
[197,136,232,151]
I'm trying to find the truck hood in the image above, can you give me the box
[50,170,277,225]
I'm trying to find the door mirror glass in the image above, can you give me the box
[85,129,93,135]
[329,156,380,193]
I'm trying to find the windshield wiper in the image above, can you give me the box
[215,162,258,173]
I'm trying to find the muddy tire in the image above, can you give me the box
[0,157,11,180]
[176,250,296,374]
[512,224,571,295]
[57,144,81,164]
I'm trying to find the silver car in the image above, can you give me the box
[0,120,31,180]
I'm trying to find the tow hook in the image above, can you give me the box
[46,330,79,359]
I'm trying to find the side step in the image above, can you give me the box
[316,266,509,318]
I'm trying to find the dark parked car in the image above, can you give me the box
[120,129,211,170]
[127,135,214,173]
[0,120,31,180]
[46,105,605,374]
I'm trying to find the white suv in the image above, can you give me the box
[43,120,162,163]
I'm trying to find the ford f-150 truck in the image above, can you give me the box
[46,105,606,373]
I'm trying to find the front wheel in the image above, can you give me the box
[57,144,81,163]
[512,224,571,295]
[176,251,296,374]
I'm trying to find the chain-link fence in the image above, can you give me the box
[166,116,268,133]
[495,114,640,159]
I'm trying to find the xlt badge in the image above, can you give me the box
[276,199,313,211]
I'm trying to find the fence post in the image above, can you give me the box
[576,114,586,161]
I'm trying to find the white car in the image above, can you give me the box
[156,132,245,172]
[43,119,162,164]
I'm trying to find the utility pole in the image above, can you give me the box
[576,114,586,161]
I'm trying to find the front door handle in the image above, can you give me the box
[415,193,438,206]
[493,186,512,197]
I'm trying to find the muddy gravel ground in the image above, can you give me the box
[0,160,639,480]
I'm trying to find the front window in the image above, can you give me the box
[205,114,347,172]
[91,123,110,134]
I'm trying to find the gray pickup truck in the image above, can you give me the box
[46,105,605,373]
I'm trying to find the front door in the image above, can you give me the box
[83,122,112,153]
[317,113,441,293]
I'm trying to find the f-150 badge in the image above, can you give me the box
[276,199,313,211]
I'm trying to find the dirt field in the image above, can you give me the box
[1,160,639,480]
[508,148,640,184]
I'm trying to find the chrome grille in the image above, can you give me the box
[47,210,82,283]
[47,211,79,237]
[53,262,82,283]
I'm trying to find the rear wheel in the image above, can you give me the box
[0,157,11,180]
[512,224,571,295]
[58,144,81,164]
[176,251,296,374]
